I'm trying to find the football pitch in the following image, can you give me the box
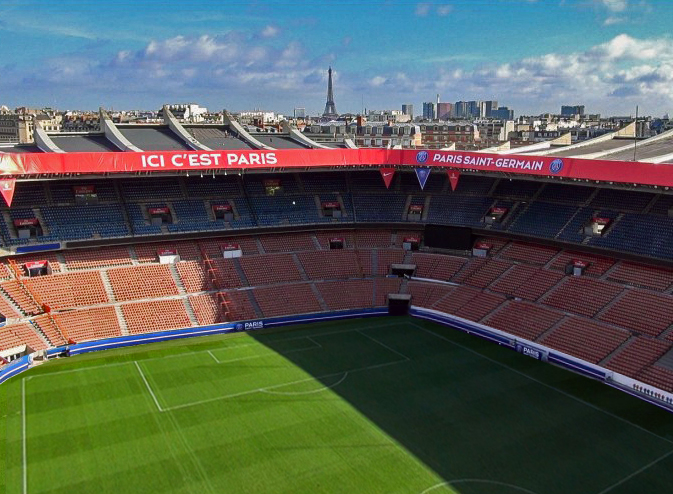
[3,316,673,494]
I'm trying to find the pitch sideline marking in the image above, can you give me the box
[207,350,220,363]
[22,378,27,494]
[421,479,540,494]
[134,361,164,412]
[411,322,673,447]
[27,320,401,380]
[356,329,411,361]
[163,358,409,412]
[595,449,673,494]
[305,336,323,349]
[260,372,349,396]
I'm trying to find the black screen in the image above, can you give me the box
[424,224,473,250]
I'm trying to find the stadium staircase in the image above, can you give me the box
[310,284,329,311]
[114,305,130,335]
[182,297,199,326]
[100,270,117,302]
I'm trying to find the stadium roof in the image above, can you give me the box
[49,134,121,152]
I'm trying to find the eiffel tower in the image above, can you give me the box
[322,66,338,119]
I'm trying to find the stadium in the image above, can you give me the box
[3,110,673,494]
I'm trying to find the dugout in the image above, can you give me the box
[23,260,52,277]
[388,294,411,316]
[402,236,420,251]
[221,243,242,258]
[408,204,423,221]
[390,263,416,277]
[484,207,508,225]
[565,259,590,276]
[73,185,99,205]
[329,237,344,249]
[14,218,42,239]
[148,207,173,225]
[584,216,611,237]
[472,241,492,258]
[322,201,342,218]
[212,203,234,221]
[157,249,180,264]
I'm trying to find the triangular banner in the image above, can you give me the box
[0,178,16,207]
[415,167,431,190]
[380,167,395,189]
[448,170,460,191]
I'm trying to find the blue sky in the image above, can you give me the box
[1,0,673,116]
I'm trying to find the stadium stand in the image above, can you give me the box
[604,337,672,378]
[605,261,673,291]
[122,299,192,334]
[598,290,673,338]
[63,246,134,270]
[52,306,122,342]
[540,277,624,318]
[411,253,466,281]
[107,265,179,301]
[253,283,322,317]
[189,293,221,326]
[7,163,673,397]
[240,254,304,285]
[483,301,565,341]
[539,318,630,364]
[0,323,47,351]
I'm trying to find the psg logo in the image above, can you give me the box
[416,151,429,163]
[549,159,564,174]
[235,323,244,331]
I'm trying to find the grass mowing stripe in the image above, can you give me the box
[132,367,204,494]
[13,317,672,493]
[259,371,349,396]
[210,337,321,365]
[163,358,409,412]
[28,320,401,381]
[411,321,673,447]
[134,361,164,412]
[595,449,673,494]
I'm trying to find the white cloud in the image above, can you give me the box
[436,4,453,16]
[603,15,625,25]
[415,2,452,17]
[370,76,387,87]
[7,31,673,115]
[415,3,431,16]
[261,25,280,38]
[363,34,673,114]
[600,0,628,12]
[594,0,651,25]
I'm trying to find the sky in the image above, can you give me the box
[1,0,673,116]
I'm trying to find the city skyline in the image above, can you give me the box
[1,0,673,116]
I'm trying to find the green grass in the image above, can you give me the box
[3,316,673,494]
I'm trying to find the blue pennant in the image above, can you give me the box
[415,167,431,190]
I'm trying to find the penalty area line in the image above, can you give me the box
[260,372,349,396]
[595,449,673,494]
[163,358,409,412]
[134,361,164,412]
